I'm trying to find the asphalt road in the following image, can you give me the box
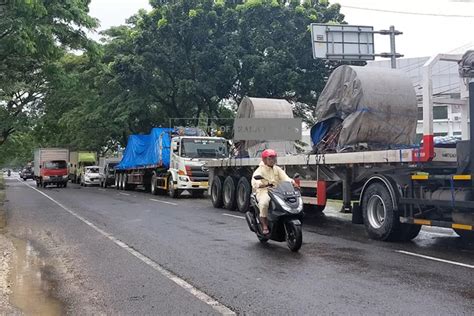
[4,176,474,314]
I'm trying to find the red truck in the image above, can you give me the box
[34,148,69,188]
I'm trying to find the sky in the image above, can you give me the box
[88,0,474,58]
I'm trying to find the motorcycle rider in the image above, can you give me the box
[251,149,296,235]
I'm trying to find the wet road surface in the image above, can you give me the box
[4,177,474,314]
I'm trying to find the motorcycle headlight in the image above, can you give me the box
[273,195,293,212]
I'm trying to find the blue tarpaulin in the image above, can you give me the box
[117,128,173,170]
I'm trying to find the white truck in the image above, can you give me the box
[34,148,70,188]
[206,58,474,242]
[115,127,228,198]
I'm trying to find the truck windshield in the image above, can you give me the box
[86,168,99,173]
[44,161,67,169]
[181,139,228,158]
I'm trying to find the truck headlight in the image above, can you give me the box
[63,175,69,179]
[179,176,189,182]
[43,176,50,180]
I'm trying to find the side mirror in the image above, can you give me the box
[253,175,264,180]
[293,173,301,179]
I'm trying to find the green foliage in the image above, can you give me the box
[1,0,348,160]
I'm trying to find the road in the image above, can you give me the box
[4,176,474,314]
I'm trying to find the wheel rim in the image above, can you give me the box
[237,184,245,206]
[168,178,174,195]
[212,182,218,201]
[151,178,156,193]
[223,184,231,203]
[367,195,386,229]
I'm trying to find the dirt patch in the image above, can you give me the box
[9,237,64,315]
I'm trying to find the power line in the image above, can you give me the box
[343,5,474,18]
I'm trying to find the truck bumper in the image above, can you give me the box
[176,180,209,190]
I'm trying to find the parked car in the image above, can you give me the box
[21,167,34,181]
[80,166,100,187]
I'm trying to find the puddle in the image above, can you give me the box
[9,238,64,315]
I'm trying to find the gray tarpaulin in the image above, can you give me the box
[459,50,474,78]
[311,65,417,151]
[234,97,297,158]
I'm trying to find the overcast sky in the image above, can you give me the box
[89,0,474,58]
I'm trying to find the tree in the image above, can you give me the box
[0,0,98,145]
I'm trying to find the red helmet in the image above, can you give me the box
[262,149,277,159]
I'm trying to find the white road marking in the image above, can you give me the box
[150,198,178,206]
[396,250,474,269]
[222,213,245,220]
[98,188,106,191]
[119,192,130,196]
[18,180,235,315]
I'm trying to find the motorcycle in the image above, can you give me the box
[245,174,304,252]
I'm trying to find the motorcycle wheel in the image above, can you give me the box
[285,222,302,252]
[257,234,269,243]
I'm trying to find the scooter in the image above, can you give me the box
[245,174,304,252]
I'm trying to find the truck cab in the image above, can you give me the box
[167,136,228,197]
[38,160,69,188]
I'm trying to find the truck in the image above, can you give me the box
[69,151,97,183]
[206,56,474,242]
[115,127,228,198]
[34,148,69,188]
[98,157,121,188]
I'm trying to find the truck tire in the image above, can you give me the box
[236,177,251,213]
[115,174,120,190]
[211,176,224,208]
[223,176,238,210]
[121,173,127,190]
[151,175,158,195]
[167,176,181,198]
[362,182,400,241]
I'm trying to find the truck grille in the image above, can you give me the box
[186,166,208,182]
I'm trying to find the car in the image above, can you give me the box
[80,166,100,187]
[21,167,35,181]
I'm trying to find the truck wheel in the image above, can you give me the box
[121,173,127,190]
[236,177,251,213]
[115,174,120,190]
[211,176,224,208]
[362,182,400,241]
[151,176,158,195]
[167,176,180,198]
[223,176,237,210]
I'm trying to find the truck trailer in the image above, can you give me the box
[206,60,474,242]
[34,148,69,188]
[115,127,228,198]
